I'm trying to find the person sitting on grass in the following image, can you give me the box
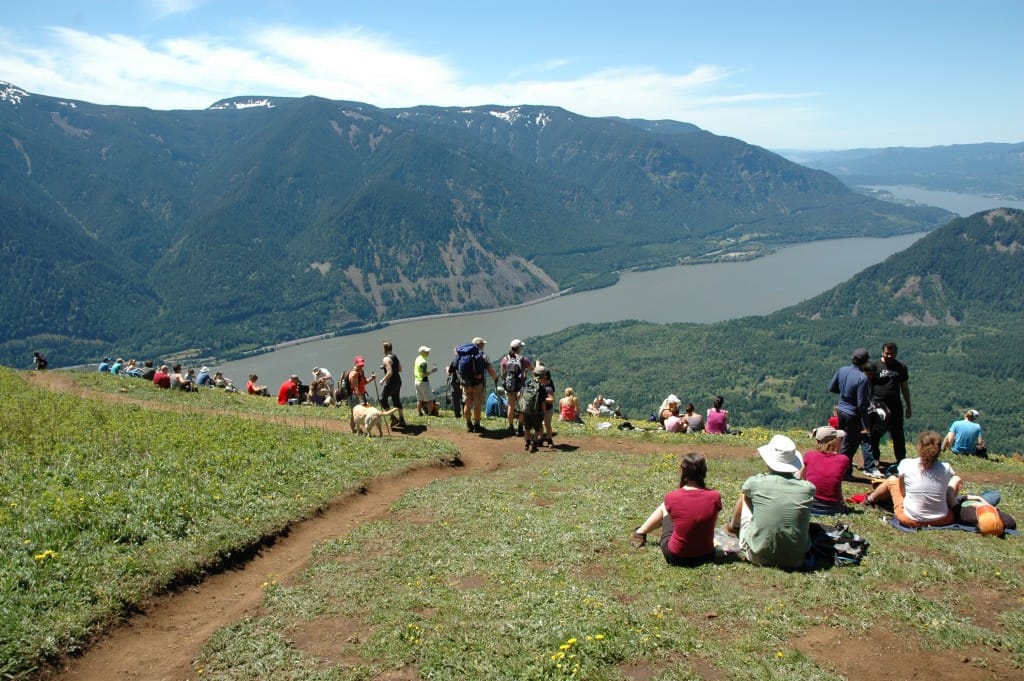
[724,434,814,569]
[798,426,852,515]
[658,394,682,426]
[663,401,684,432]
[247,374,270,396]
[485,386,508,417]
[559,387,583,423]
[862,430,962,527]
[705,395,730,434]
[631,453,723,566]
[683,403,704,433]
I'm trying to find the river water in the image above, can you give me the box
[215,187,1017,387]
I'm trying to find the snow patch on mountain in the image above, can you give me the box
[208,98,276,111]
[1,82,29,105]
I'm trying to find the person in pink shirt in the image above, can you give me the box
[798,426,851,515]
[705,395,729,434]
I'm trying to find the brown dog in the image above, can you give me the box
[351,404,400,437]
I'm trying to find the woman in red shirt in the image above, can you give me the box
[631,453,723,566]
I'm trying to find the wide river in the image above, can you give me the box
[216,187,1021,387]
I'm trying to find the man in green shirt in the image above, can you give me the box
[724,434,815,569]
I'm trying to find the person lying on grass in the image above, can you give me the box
[631,453,723,566]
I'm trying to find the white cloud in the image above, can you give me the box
[0,22,817,144]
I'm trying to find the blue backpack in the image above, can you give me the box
[456,343,486,385]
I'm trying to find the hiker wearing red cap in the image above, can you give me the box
[344,356,376,433]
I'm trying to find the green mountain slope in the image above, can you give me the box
[526,209,1024,453]
[0,82,950,366]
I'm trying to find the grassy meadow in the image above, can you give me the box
[2,368,1023,679]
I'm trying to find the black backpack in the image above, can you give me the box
[517,379,544,416]
[456,343,485,385]
[503,353,523,393]
[335,370,355,401]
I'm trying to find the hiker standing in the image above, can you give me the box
[457,337,497,433]
[379,341,406,427]
[414,346,438,416]
[499,339,532,436]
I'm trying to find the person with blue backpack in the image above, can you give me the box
[500,339,532,436]
[456,337,497,433]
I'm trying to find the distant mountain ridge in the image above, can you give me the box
[0,81,949,366]
[784,142,1024,200]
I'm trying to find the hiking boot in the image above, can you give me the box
[517,425,525,436]
[631,528,647,548]
[466,421,475,432]
[397,418,408,428]
[524,441,531,451]
[474,422,484,434]
[529,442,539,453]
[507,424,516,435]
[544,437,554,448]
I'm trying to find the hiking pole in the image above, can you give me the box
[371,375,391,435]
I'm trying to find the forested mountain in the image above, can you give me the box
[785,142,1024,200]
[0,80,949,367]
[527,209,1024,453]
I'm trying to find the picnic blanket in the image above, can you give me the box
[887,516,1019,535]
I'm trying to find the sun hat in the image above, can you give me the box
[757,434,803,473]
[533,364,550,377]
[473,337,487,346]
[419,345,431,353]
[811,425,847,443]
[851,348,870,365]
[510,339,524,349]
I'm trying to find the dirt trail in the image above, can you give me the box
[26,372,749,681]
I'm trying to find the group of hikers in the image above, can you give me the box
[631,343,1012,570]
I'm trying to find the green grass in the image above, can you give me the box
[4,368,1024,679]
[0,368,454,678]
[191,451,1024,680]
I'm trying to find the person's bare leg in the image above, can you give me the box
[636,503,667,536]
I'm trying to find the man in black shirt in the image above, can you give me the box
[871,342,912,462]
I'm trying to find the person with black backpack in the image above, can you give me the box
[518,365,554,452]
[456,337,497,433]
[499,339,532,436]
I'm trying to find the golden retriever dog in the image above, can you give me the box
[351,404,400,437]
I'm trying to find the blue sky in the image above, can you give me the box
[1,0,1021,150]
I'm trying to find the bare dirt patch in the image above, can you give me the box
[794,620,1017,681]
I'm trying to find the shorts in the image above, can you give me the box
[522,412,543,432]
[415,381,433,402]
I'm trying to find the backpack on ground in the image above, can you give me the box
[456,343,485,385]
[503,353,523,393]
[516,379,544,416]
